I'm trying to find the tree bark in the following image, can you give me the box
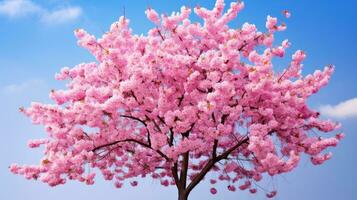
[178,190,188,200]
[175,136,250,200]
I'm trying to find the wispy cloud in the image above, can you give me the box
[319,98,357,119]
[0,0,42,17]
[2,79,45,94]
[41,6,82,24]
[0,0,82,23]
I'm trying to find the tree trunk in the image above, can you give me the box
[178,190,188,200]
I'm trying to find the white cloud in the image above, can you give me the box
[0,0,42,17]
[2,79,45,94]
[319,98,357,119]
[41,6,82,24]
[0,0,82,23]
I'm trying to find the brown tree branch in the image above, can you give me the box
[180,151,189,189]
[212,140,218,159]
[185,136,249,195]
[168,128,174,146]
[178,123,194,190]
[120,114,151,146]
[178,94,184,107]
[172,162,181,190]
[157,27,165,41]
[120,114,147,126]
[92,138,170,161]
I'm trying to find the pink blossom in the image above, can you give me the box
[283,10,291,18]
[311,152,333,165]
[130,181,138,187]
[227,185,236,192]
[239,180,251,190]
[161,179,170,187]
[145,8,160,24]
[266,16,277,31]
[28,139,48,148]
[210,179,217,184]
[266,190,277,198]
[210,187,217,194]
[249,188,257,194]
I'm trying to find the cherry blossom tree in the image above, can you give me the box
[11,1,343,200]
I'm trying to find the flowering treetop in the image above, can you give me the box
[11,1,342,199]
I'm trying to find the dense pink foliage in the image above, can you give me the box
[11,0,342,199]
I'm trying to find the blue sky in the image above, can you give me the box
[0,0,356,199]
